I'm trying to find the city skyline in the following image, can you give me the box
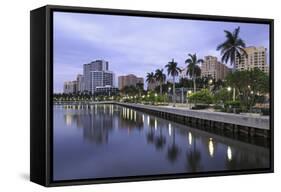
[54,11,270,93]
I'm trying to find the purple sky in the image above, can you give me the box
[53,11,270,93]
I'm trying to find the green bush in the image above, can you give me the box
[188,89,213,104]
[224,100,241,113]
[224,100,240,108]
[214,88,232,104]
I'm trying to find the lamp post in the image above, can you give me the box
[187,90,192,108]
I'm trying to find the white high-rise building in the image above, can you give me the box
[235,46,269,73]
[83,60,115,93]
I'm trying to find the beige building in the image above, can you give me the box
[118,74,144,90]
[235,46,269,73]
[201,56,230,81]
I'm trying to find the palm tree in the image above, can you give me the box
[216,26,247,70]
[136,82,144,97]
[185,53,203,92]
[155,69,166,95]
[165,59,181,107]
[217,27,247,101]
[146,72,155,91]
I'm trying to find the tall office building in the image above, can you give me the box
[118,74,144,90]
[83,60,115,93]
[76,74,84,93]
[235,46,269,73]
[201,56,230,81]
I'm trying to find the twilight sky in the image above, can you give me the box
[53,11,270,93]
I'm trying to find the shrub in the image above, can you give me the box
[188,89,213,104]
[214,88,232,104]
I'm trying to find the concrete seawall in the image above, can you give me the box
[117,102,270,138]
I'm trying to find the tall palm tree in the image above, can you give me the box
[136,82,144,97]
[165,59,181,107]
[217,26,247,100]
[217,27,247,70]
[155,69,166,95]
[185,53,203,92]
[146,72,155,91]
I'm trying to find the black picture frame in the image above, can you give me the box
[30,4,274,187]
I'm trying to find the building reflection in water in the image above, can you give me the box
[63,105,115,144]
[58,104,269,176]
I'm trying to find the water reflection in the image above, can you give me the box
[54,104,270,181]
[227,146,232,161]
[209,138,214,157]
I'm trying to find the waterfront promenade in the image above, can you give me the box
[54,101,270,137]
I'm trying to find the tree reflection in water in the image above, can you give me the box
[167,124,181,163]
[186,132,202,172]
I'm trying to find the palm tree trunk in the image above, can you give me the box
[192,70,196,92]
[160,82,162,95]
[232,53,237,101]
[173,76,176,107]
[193,77,196,92]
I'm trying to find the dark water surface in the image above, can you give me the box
[53,104,269,181]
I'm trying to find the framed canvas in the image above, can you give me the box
[30,5,274,187]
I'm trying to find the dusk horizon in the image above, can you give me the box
[53,11,270,93]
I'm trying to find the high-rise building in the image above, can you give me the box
[63,81,77,94]
[235,46,269,73]
[83,60,115,93]
[118,74,144,90]
[76,74,84,93]
[201,56,230,81]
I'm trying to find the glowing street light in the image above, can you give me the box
[227,86,232,92]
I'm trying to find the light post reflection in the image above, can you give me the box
[227,146,232,161]
[188,132,192,146]
[208,138,214,157]
[168,123,172,136]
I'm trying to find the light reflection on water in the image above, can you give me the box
[54,104,270,181]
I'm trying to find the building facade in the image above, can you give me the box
[83,60,115,93]
[201,56,230,81]
[76,74,84,93]
[63,81,77,94]
[235,46,269,73]
[118,74,144,90]
[95,85,119,96]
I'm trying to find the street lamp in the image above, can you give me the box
[227,86,232,92]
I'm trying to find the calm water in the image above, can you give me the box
[53,104,270,181]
